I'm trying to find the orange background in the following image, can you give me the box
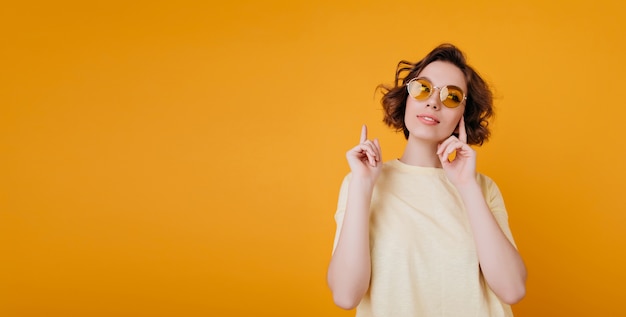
[1,1,625,316]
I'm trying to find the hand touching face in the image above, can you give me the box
[437,116,477,186]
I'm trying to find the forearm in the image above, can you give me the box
[327,179,374,309]
[457,182,527,304]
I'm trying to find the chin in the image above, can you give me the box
[407,129,449,143]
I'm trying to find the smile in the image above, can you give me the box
[417,115,440,124]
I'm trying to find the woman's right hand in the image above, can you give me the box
[346,125,383,184]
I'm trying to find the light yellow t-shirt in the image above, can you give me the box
[333,159,516,317]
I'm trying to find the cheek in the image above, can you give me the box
[444,111,464,132]
[404,98,418,117]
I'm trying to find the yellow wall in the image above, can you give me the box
[2,0,625,316]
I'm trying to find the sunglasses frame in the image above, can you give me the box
[406,77,467,108]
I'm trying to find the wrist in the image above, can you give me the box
[350,174,377,192]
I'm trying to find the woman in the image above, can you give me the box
[327,43,527,317]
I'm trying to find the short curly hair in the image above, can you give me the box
[379,43,494,146]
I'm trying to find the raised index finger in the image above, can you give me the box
[360,124,367,143]
[458,115,468,144]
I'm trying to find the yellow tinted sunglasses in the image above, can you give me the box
[406,77,466,108]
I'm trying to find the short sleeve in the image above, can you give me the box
[332,173,352,253]
[479,174,517,248]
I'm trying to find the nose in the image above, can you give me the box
[426,87,442,110]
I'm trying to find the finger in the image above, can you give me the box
[373,138,382,162]
[360,124,367,144]
[438,150,449,165]
[440,141,463,162]
[349,142,378,165]
[436,135,458,155]
[362,141,378,166]
[446,140,465,156]
[368,151,376,166]
[348,142,375,158]
[356,142,376,167]
[458,115,468,144]
[437,144,449,162]
[361,140,378,157]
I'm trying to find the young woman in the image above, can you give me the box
[327,44,526,317]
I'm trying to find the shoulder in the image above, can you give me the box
[475,173,508,209]
[475,172,504,199]
[476,173,499,190]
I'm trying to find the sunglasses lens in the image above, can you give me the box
[407,78,432,100]
[440,86,464,108]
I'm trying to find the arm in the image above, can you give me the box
[437,116,526,304]
[327,177,375,309]
[327,125,382,309]
[456,182,527,304]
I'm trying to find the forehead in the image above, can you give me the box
[418,61,466,90]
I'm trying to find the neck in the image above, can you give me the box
[399,137,442,168]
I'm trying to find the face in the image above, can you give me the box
[404,61,467,143]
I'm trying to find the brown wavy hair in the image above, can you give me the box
[379,43,494,145]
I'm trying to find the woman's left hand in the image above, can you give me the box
[437,116,477,187]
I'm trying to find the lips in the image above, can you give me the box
[417,114,440,124]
